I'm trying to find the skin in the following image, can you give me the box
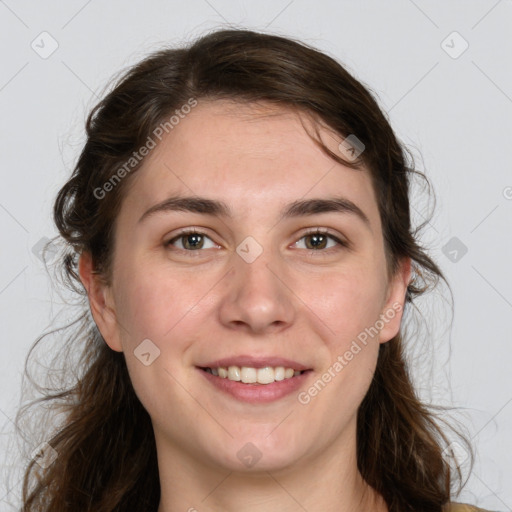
[79,100,411,512]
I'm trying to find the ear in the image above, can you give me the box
[78,251,123,352]
[378,256,412,344]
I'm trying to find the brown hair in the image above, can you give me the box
[15,28,473,512]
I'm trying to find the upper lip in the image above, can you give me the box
[198,356,311,371]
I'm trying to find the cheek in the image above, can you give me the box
[111,268,203,416]
[307,264,387,345]
[113,257,208,344]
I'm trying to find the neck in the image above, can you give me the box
[158,471,386,512]
[155,425,388,512]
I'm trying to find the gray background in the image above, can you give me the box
[1,0,511,510]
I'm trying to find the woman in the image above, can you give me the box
[16,28,492,512]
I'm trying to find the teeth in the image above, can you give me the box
[204,365,305,384]
[241,367,257,383]
[274,367,285,381]
[227,366,240,381]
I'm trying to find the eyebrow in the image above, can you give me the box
[138,195,372,231]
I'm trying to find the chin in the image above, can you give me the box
[206,435,307,474]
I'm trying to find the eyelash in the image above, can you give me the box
[164,228,348,256]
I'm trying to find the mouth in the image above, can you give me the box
[196,365,314,403]
[198,365,310,385]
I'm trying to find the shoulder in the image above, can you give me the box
[443,503,496,512]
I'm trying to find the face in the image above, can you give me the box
[80,100,410,474]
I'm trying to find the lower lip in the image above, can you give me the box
[197,367,313,404]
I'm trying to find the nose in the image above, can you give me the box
[217,244,296,335]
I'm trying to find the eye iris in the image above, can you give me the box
[306,233,327,250]
[183,233,203,250]
[174,232,335,251]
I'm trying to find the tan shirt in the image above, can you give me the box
[443,503,495,512]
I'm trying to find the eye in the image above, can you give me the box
[165,230,217,251]
[294,229,348,253]
[164,228,348,255]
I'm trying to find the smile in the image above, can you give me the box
[197,366,313,403]
[200,365,305,384]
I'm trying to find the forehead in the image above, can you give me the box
[120,100,380,228]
